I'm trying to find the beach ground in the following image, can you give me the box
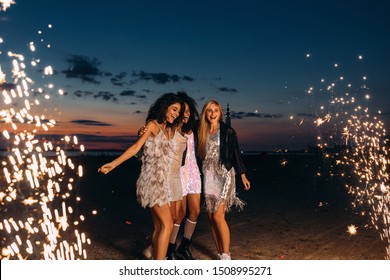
[76,154,387,260]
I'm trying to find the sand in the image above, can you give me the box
[77,154,388,260]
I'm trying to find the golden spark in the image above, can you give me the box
[347,225,358,236]
[0,0,15,11]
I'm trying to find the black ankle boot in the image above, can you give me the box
[177,237,194,260]
[166,243,177,260]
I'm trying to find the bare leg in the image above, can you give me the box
[208,211,222,254]
[177,195,188,225]
[213,203,230,255]
[208,203,230,256]
[150,210,160,258]
[151,203,173,260]
[169,200,182,224]
[187,193,201,223]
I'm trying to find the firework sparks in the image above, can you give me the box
[313,61,390,259]
[1,8,91,260]
[0,66,5,83]
[347,224,358,236]
[0,0,14,11]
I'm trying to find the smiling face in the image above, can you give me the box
[182,103,190,124]
[165,102,181,124]
[205,103,222,125]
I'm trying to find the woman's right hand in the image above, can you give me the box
[98,162,115,174]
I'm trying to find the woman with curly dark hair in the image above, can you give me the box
[139,92,201,260]
[98,92,183,260]
[166,91,202,260]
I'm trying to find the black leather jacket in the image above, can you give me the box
[219,122,247,175]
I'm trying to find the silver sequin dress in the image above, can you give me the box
[136,126,170,208]
[167,130,187,202]
[202,129,245,212]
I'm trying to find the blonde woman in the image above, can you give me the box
[197,99,251,260]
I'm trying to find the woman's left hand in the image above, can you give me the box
[241,173,251,190]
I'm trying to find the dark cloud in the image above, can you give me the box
[217,87,237,94]
[111,80,125,86]
[93,91,118,102]
[71,89,146,103]
[119,90,136,96]
[119,90,146,99]
[182,75,194,82]
[131,71,194,85]
[62,55,103,84]
[74,90,94,98]
[115,72,127,79]
[71,119,112,126]
[231,111,283,119]
[111,71,128,86]
[133,110,143,114]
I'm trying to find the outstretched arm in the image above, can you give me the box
[98,121,159,174]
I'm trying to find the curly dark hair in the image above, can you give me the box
[146,92,184,126]
[176,91,199,134]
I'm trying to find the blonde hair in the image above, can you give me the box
[197,99,224,160]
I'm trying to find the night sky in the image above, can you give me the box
[1,0,389,151]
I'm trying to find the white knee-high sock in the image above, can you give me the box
[169,224,181,244]
[183,219,197,240]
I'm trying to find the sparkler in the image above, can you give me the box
[1,5,91,259]
[0,0,15,11]
[312,60,390,259]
